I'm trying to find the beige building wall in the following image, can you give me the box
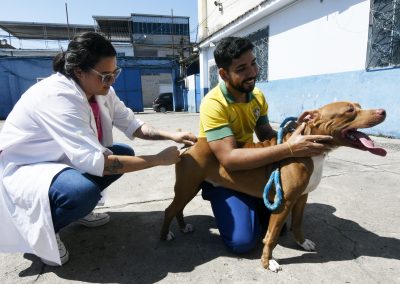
[198,0,263,40]
[141,73,173,107]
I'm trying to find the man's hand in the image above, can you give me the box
[286,123,333,157]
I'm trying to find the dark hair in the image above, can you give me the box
[53,32,116,79]
[213,37,254,70]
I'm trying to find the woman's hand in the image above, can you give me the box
[156,146,181,165]
[170,131,197,146]
[286,123,333,157]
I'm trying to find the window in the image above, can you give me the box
[132,21,189,36]
[209,64,219,89]
[161,93,172,100]
[133,22,139,33]
[247,27,269,81]
[207,27,269,88]
[165,23,172,35]
[366,0,400,70]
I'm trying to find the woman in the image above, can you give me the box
[0,32,196,266]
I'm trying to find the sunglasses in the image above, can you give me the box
[90,67,122,85]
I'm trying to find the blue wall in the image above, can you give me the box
[0,57,182,118]
[258,68,400,138]
[0,57,53,119]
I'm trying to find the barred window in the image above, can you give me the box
[209,64,219,89]
[208,27,269,87]
[366,0,400,70]
[133,22,189,36]
[247,27,269,81]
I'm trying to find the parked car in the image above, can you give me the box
[152,92,173,112]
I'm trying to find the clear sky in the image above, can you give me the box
[0,0,198,49]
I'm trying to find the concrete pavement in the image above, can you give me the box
[1,110,399,283]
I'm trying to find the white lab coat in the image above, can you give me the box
[0,73,143,264]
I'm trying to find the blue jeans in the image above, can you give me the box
[202,182,270,253]
[49,143,135,233]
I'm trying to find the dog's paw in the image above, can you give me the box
[297,239,316,251]
[166,231,175,241]
[180,223,194,233]
[268,259,282,272]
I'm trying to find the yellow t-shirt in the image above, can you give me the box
[199,82,269,143]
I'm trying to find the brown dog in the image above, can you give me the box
[160,101,386,272]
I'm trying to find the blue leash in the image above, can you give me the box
[263,117,298,211]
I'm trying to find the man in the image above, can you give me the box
[199,37,331,253]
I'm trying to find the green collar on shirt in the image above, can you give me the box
[219,81,255,104]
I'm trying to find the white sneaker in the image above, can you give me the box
[41,233,69,266]
[75,211,110,227]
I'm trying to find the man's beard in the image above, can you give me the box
[228,77,256,93]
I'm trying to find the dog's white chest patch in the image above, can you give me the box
[303,155,325,195]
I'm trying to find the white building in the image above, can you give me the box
[196,0,400,138]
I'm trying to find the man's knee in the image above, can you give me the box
[225,233,258,254]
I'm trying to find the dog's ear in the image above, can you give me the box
[297,110,320,123]
[298,110,320,135]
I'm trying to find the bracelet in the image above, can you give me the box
[287,142,294,156]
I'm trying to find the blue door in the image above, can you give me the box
[195,74,201,113]
[113,67,143,112]
[0,74,12,119]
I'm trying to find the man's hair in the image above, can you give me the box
[213,37,254,70]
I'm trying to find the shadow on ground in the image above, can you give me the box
[278,203,400,266]
[18,211,260,283]
[17,203,400,283]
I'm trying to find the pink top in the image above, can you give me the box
[89,97,103,142]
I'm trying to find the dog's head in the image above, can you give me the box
[298,101,387,156]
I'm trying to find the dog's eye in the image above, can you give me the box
[346,107,354,113]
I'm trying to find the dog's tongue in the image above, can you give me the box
[352,131,387,156]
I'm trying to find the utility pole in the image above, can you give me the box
[171,9,175,58]
[65,1,70,40]
[179,37,185,80]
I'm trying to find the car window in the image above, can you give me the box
[161,93,172,100]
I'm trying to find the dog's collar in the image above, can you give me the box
[277,117,298,144]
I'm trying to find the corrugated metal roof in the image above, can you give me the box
[0,13,190,43]
[0,21,95,40]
